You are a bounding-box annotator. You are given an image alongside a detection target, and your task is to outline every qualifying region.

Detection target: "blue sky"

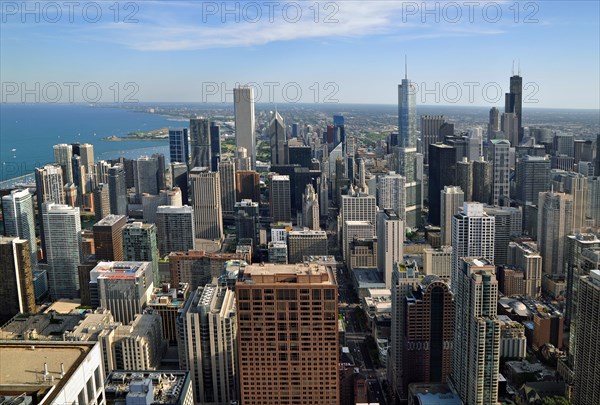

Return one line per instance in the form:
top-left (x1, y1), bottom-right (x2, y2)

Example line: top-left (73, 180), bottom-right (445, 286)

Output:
top-left (1, 0), bottom-right (599, 108)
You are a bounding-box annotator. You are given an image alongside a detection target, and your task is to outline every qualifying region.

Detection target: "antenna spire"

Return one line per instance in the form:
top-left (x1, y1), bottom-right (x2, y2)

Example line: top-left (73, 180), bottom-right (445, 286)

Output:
top-left (512, 60), bottom-right (515, 75)
top-left (405, 55), bottom-right (407, 80)
top-left (518, 59), bottom-right (521, 76)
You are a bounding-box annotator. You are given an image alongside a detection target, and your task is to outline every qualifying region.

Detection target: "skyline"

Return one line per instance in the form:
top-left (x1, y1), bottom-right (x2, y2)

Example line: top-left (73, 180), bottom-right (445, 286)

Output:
top-left (1, 1), bottom-right (599, 108)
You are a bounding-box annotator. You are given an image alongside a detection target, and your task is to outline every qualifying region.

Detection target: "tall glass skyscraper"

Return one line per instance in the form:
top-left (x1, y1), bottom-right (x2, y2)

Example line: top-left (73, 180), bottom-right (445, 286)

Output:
top-left (169, 128), bottom-right (189, 165)
top-left (397, 76), bottom-right (421, 228)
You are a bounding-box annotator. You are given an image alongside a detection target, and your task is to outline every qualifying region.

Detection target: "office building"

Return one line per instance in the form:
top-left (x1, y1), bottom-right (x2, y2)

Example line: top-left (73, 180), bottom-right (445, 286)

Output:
top-left (123, 222), bottom-right (160, 287)
top-left (0, 341), bottom-right (105, 405)
top-left (420, 115), bottom-right (446, 163)
top-left (455, 158), bottom-right (473, 201)
top-left (147, 283), bottom-right (189, 346)
top-left (484, 206), bottom-right (522, 266)
top-left (133, 156), bottom-right (162, 197)
top-left (388, 263), bottom-right (420, 400)
top-left (108, 164), bottom-right (128, 216)
top-left (168, 250), bottom-right (245, 289)
top-left (288, 229), bottom-right (328, 263)
top-left (340, 192), bottom-right (377, 252)
top-left (507, 241), bottom-right (543, 298)
top-left (169, 128), bottom-right (189, 165)
top-left (210, 121), bottom-right (221, 172)
top-left (236, 263), bottom-right (339, 405)
top-left (270, 174), bottom-right (291, 222)
top-left (440, 186), bottom-right (464, 246)
top-left (490, 139), bottom-right (511, 206)
top-left (501, 112), bottom-right (519, 146)
top-left (42, 203), bottom-right (82, 299)
top-left (90, 261), bottom-right (153, 324)
top-left (587, 176), bottom-right (600, 227)
top-left (236, 170), bottom-right (261, 203)
top-left (467, 127), bottom-right (483, 161)
top-left (450, 257), bottom-right (501, 405)
top-left (428, 143), bottom-right (457, 226)
top-left (234, 86), bottom-right (256, 169)
top-left (93, 214), bottom-right (127, 261)
top-left (0, 237), bottom-right (36, 323)
top-left (218, 159), bottom-right (237, 217)
top-left (171, 161), bottom-right (189, 204)
top-left (93, 183), bottom-right (110, 220)
top-left (178, 284), bottom-right (237, 404)
top-left (104, 370), bottom-right (194, 405)
top-left (302, 183), bottom-right (320, 230)
top-left (423, 246), bottom-right (453, 279)
top-left (553, 133), bottom-right (574, 157)
top-left (505, 73), bottom-right (523, 142)
top-left (537, 191), bottom-right (573, 277)
top-left (190, 167), bottom-right (223, 241)
top-left (403, 277), bottom-right (454, 394)
top-left (235, 199), bottom-right (260, 245)
top-left (472, 158), bottom-right (492, 204)
top-left (190, 118), bottom-right (211, 169)
top-left (270, 110), bottom-right (287, 165)
top-left (488, 107), bottom-right (501, 140)
top-left (142, 188), bottom-right (183, 224)
top-left (156, 206), bottom-right (196, 256)
top-left (377, 210), bottom-right (404, 289)
top-left (377, 171), bottom-right (406, 222)
top-left (268, 241), bottom-right (288, 264)
top-left (516, 155), bottom-right (550, 205)
top-left (572, 270), bottom-right (600, 405)
top-left (2, 188), bottom-right (37, 263)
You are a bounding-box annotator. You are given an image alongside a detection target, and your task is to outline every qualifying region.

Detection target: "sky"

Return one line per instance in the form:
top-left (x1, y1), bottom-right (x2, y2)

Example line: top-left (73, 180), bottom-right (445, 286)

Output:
top-left (1, 0), bottom-right (599, 108)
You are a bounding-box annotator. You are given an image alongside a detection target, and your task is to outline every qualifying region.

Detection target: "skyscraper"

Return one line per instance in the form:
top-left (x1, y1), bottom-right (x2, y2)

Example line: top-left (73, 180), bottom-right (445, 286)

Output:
top-left (269, 174), bottom-right (291, 222)
top-left (35, 164), bottom-right (65, 256)
top-left (209, 121), bottom-right (221, 172)
top-left (122, 222), bottom-right (160, 287)
top-left (455, 158), bottom-right (473, 201)
top-left (133, 156), bottom-right (161, 196)
top-left (419, 115), bottom-right (446, 164)
top-left (234, 86), bottom-right (256, 169)
top-left (53, 143), bottom-right (74, 184)
top-left (397, 74), bottom-right (421, 228)
top-left (440, 186), bottom-right (464, 246)
top-left (190, 118), bottom-right (211, 169)
top-left (190, 167), bottom-right (223, 241)
top-left (388, 263), bottom-right (420, 400)
top-left (403, 276), bottom-right (454, 394)
top-left (490, 139), bottom-right (511, 206)
top-left (377, 209), bottom-right (404, 289)
top-left (179, 284), bottom-right (238, 404)
top-left (572, 270), bottom-right (600, 405)
top-left (93, 214), bottom-right (127, 261)
top-left (170, 161), bottom-right (189, 204)
top-left (488, 107), bottom-right (500, 140)
top-left (340, 192), bottom-right (377, 255)
top-left (235, 199), bottom-right (260, 246)
top-left (108, 164), bottom-right (127, 215)
top-left (169, 128), bottom-right (189, 165)
top-left (485, 206), bottom-right (523, 266)
top-left (0, 237), bottom-right (36, 323)
top-left (156, 205), bottom-right (196, 256)
top-left (218, 159), bottom-right (237, 217)
top-left (236, 263), bottom-right (339, 405)
top-left (42, 203), bottom-right (83, 299)
top-left (72, 142), bottom-right (95, 170)
top-left (93, 183), bottom-right (110, 220)
top-left (505, 72), bottom-right (523, 143)
top-left (377, 171), bottom-right (406, 222)
top-left (428, 143), bottom-right (456, 225)
top-left (450, 257), bottom-right (501, 405)
top-left (2, 189), bottom-right (37, 264)
top-left (516, 155), bottom-right (550, 205)
top-left (537, 191), bottom-right (573, 277)
top-left (501, 112), bottom-right (519, 146)
top-left (451, 203), bottom-right (495, 289)
top-left (270, 110), bottom-right (287, 165)
top-left (302, 183), bottom-right (320, 230)
top-left (472, 158), bottom-right (492, 205)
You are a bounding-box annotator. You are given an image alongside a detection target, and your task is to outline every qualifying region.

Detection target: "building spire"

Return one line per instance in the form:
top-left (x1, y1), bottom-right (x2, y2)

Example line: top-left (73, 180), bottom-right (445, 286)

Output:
top-left (518, 59), bottom-right (521, 76)
top-left (512, 60), bottom-right (515, 76)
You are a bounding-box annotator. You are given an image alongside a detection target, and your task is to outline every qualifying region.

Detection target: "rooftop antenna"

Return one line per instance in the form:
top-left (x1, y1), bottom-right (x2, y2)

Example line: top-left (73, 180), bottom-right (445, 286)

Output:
top-left (512, 60), bottom-right (515, 76)
top-left (518, 59), bottom-right (521, 76)
top-left (405, 55), bottom-right (408, 80)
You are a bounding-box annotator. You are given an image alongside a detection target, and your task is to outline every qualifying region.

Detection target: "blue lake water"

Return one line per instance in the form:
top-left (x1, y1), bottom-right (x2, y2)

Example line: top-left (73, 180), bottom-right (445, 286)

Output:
top-left (0, 104), bottom-right (189, 182)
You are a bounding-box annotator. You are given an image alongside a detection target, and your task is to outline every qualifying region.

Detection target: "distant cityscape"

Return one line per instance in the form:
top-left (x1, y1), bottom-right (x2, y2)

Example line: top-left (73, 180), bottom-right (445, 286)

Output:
top-left (1, 69), bottom-right (600, 405)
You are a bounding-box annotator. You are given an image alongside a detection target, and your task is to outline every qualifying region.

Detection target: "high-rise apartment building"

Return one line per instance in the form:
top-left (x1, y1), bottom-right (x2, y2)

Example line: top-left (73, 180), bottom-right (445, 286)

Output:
top-left (450, 257), bottom-right (501, 405)
top-left (378, 171), bottom-right (406, 222)
top-left (179, 284), bottom-right (237, 404)
top-left (377, 210), bottom-right (404, 289)
top-left (190, 118), bottom-right (211, 169)
top-left (133, 156), bottom-right (161, 197)
top-left (155, 206), bottom-right (196, 256)
top-left (440, 186), bottom-right (464, 246)
top-left (108, 164), bottom-right (128, 215)
top-left (490, 139), bottom-right (511, 206)
top-left (0, 237), bottom-right (36, 323)
top-left (484, 206), bottom-right (522, 266)
top-left (2, 188), bottom-right (37, 264)
top-left (53, 143), bottom-right (74, 184)
top-left (488, 107), bottom-right (500, 140)
top-left (507, 241), bottom-right (543, 298)
top-left (35, 164), bottom-right (65, 256)
top-left (455, 158), bottom-right (473, 202)
top-left (236, 263), bottom-right (339, 405)
top-left (123, 222), bottom-right (160, 287)
top-left (472, 158), bottom-right (492, 205)
top-left (93, 214), bottom-right (127, 261)
top-left (516, 155), bottom-right (550, 205)
top-left (93, 183), bottom-right (110, 220)
top-left (270, 174), bottom-right (291, 222)
top-left (190, 167), bottom-right (223, 241)
top-left (234, 86), bottom-right (256, 169)
top-left (42, 202), bottom-right (83, 299)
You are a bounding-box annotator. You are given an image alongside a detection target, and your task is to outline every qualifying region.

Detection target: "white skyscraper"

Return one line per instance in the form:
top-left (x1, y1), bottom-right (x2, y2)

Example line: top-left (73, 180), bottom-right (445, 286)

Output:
top-left (190, 167), bottom-right (223, 241)
top-left (42, 202), bottom-right (82, 299)
top-left (377, 210), bottom-right (404, 289)
top-left (302, 183), bottom-right (320, 230)
top-left (467, 127), bottom-right (483, 161)
top-left (2, 189), bottom-right (37, 264)
top-left (340, 192), bottom-right (378, 254)
top-left (450, 257), bottom-right (501, 405)
top-left (537, 191), bottom-right (573, 277)
top-left (440, 186), bottom-right (464, 247)
top-left (178, 284), bottom-right (237, 404)
top-left (490, 139), bottom-right (511, 206)
top-left (53, 143), bottom-right (73, 184)
top-left (451, 202), bottom-right (495, 290)
top-left (234, 86), bottom-right (256, 169)
top-left (377, 171), bottom-right (406, 222)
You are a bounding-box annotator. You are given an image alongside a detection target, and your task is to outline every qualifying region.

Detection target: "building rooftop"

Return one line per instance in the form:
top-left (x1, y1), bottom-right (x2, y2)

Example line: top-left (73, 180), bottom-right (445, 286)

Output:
top-left (90, 261), bottom-right (150, 282)
top-left (0, 312), bottom-right (85, 341)
top-left (242, 263), bottom-right (336, 285)
top-left (0, 341), bottom-right (96, 404)
top-left (147, 283), bottom-right (189, 308)
top-left (104, 370), bottom-right (191, 405)
top-left (94, 214), bottom-right (126, 227)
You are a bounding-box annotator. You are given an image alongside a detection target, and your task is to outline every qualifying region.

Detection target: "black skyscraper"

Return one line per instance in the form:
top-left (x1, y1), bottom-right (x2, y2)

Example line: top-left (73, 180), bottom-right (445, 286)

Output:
top-left (428, 143), bottom-right (456, 226)
top-left (190, 118), bottom-right (211, 168)
top-left (505, 73), bottom-right (523, 143)
top-left (209, 122), bottom-right (221, 172)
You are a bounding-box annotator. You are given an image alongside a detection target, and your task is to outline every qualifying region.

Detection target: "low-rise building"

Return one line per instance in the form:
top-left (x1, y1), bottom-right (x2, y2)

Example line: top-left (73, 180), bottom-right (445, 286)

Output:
top-left (104, 370), bottom-right (194, 405)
